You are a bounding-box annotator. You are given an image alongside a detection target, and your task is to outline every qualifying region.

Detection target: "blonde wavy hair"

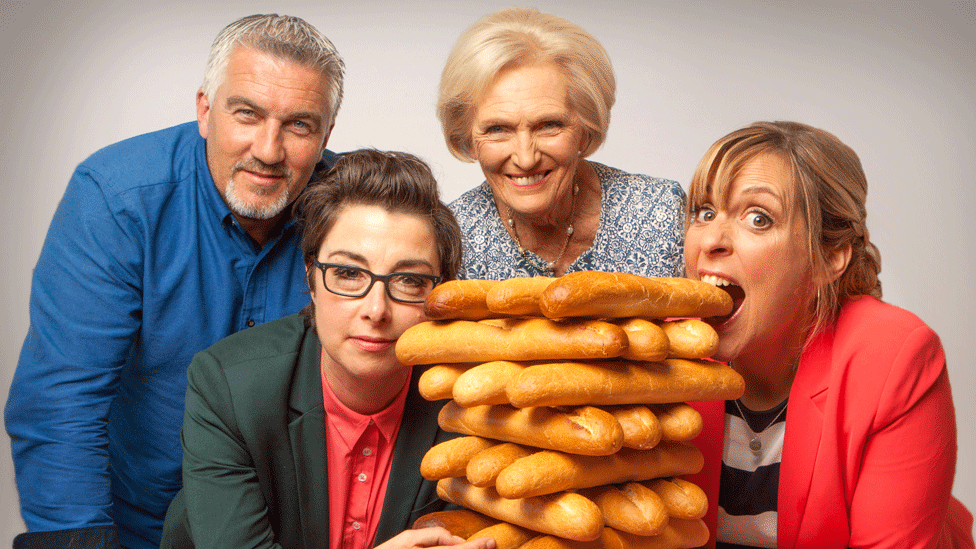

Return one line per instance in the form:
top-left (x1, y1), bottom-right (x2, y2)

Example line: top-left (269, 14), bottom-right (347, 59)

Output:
top-left (437, 7), bottom-right (615, 161)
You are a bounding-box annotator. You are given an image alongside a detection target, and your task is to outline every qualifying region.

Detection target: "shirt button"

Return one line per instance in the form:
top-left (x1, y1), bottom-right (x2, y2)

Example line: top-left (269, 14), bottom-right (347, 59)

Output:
top-left (352, 521), bottom-right (361, 530)
top-left (362, 448), bottom-right (372, 456)
top-left (246, 319), bottom-right (255, 327)
top-left (358, 473), bottom-right (367, 482)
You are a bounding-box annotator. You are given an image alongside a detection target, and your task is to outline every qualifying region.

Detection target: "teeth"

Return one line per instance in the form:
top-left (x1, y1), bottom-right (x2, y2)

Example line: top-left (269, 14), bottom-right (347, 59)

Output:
top-left (700, 274), bottom-right (733, 287)
top-left (512, 173), bottom-right (545, 186)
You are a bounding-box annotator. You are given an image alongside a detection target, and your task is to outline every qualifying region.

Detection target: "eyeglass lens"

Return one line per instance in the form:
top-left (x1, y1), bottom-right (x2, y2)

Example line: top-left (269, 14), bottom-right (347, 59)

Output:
top-left (324, 265), bottom-right (435, 302)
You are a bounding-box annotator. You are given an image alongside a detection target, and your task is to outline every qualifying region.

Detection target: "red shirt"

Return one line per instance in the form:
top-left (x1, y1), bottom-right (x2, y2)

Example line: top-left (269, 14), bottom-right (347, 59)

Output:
top-left (322, 356), bottom-right (411, 549)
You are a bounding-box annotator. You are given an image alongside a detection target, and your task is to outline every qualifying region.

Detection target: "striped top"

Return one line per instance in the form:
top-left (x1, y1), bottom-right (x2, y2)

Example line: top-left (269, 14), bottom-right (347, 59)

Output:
top-left (716, 398), bottom-right (788, 549)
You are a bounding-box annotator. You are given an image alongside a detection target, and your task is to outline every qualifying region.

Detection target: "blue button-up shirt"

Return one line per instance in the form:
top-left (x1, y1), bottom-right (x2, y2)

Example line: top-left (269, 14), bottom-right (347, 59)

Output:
top-left (5, 122), bottom-right (334, 549)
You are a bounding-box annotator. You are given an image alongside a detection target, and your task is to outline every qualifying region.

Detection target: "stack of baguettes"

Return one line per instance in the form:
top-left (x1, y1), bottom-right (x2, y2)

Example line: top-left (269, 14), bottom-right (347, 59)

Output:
top-left (394, 271), bottom-right (745, 549)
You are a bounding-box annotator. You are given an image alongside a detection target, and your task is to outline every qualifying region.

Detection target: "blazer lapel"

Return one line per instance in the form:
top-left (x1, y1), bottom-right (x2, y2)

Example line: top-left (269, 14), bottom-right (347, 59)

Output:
top-left (288, 330), bottom-right (330, 549)
top-left (687, 398), bottom-right (726, 549)
top-left (778, 329), bottom-right (831, 549)
top-left (374, 378), bottom-right (443, 543)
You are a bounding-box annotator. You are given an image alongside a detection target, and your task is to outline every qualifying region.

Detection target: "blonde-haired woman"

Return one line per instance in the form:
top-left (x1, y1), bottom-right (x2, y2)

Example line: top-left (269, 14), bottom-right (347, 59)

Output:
top-left (684, 121), bottom-right (973, 549)
top-left (439, 7), bottom-right (685, 279)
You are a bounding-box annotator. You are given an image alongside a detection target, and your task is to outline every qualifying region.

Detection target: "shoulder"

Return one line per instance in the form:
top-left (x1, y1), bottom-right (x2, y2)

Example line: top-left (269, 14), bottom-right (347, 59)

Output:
top-left (449, 182), bottom-right (495, 223)
top-left (806, 296), bottom-right (946, 409)
top-left (592, 161), bottom-right (686, 202)
top-left (193, 314), bottom-right (312, 374)
top-left (832, 296), bottom-right (938, 356)
top-left (79, 121), bottom-right (203, 195)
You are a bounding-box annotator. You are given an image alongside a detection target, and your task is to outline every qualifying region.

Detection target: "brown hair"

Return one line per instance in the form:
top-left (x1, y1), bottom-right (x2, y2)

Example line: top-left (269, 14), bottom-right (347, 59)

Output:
top-left (294, 149), bottom-right (462, 322)
top-left (687, 121), bottom-right (882, 339)
top-left (437, 7), bottom-right (615, 161)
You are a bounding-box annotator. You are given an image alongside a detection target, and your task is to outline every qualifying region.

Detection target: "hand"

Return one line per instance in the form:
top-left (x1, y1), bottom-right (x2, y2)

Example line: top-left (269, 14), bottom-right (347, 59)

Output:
top-left (375, 527), bottom-right (497, 549)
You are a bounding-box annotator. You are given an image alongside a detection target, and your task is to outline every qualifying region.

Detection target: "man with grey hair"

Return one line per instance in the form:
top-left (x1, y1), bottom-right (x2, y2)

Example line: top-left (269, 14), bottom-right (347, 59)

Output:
top-left (5, 14), bottom-right (343, 549)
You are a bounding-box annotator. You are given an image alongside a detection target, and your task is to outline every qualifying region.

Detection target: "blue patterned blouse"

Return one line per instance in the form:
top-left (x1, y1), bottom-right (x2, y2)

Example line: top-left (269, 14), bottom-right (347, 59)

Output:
top-left (448, 162), bottom-right (686, 280)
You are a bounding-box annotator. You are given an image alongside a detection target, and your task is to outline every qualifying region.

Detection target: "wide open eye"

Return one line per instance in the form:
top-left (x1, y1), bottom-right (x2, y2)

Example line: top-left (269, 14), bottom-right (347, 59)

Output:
top-left (691, 207), bottom-right (716, 224)
top-left (746, 211), bottom-right (773, 229)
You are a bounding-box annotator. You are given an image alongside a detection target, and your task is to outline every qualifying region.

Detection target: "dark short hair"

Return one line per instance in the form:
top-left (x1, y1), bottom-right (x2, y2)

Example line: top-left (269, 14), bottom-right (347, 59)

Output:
top-left (294, 149), bottom-right (462, 321)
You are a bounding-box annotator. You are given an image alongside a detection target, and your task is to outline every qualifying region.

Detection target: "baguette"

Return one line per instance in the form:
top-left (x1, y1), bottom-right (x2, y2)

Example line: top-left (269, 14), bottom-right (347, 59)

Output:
top-left (436, 477), bottom-right (604, 542)
top-left (493, 441), bottom-right (704, 499)
top-left (607, 405), bottom-right (662, 450)
top-left (466, 442), bottom-right (537, 487)
top-left (646, 478), bottom-right (707, 520)
top-left (506, 359), bottom-right (744, 408)
top-left (580, 483), bottom-right (668, 537)
top-left (515, 535), bottom-right (600, 549)
top-left (485, 276), bottom-right (556, 317)
top-left (468, 522), bottom-right (537, 549)
top-left (518, 521), bottom-right (708, 549)
top-left (601, 519), bottom-right (710, 549)
top-left (539, 272), bottom-right (732, 320)
top-left (420, 436), bottom-right (496, 480)
top-left (396, 318), bottom-right (628, 366)
top-left (658, 319), bottom-right (719, 359)
top-left (418, 364), bottom-right (474, 401)
top-left (453, 361), bottom-right (525, 407)
top-left (425, 279), bottom-right (499, 320)
top-left (413, 509), bottom-right (499, 539)
top-left (614, 318), bottom-right (669, 362)
top-left (650, 403), bottom-right (703, 442)
top-left (438, 402), bottom-right (624, 456)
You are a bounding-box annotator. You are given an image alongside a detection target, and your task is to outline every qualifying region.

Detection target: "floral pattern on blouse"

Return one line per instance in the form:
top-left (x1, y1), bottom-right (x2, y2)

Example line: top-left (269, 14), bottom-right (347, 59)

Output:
top-left (448, 162), bottom-right (686, 280)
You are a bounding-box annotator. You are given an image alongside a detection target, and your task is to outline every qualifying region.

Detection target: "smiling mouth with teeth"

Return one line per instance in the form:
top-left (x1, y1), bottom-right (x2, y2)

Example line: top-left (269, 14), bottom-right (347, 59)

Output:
top-left (510, 172), bottom-right (549, 186)
top-left (700, 275), bottom-right (745, 324)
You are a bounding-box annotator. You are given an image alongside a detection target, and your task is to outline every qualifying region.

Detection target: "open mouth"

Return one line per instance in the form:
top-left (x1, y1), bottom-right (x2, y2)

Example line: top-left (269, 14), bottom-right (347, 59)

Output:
top-left (700, 274), bottom-right (744, 325)
top-left (510, 171), bottom-right (550, 187)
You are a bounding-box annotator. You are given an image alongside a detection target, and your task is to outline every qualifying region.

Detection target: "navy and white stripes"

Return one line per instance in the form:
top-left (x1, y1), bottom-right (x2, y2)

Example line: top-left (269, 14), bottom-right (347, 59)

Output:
top-left (716, 398), bottom-right (788, 549)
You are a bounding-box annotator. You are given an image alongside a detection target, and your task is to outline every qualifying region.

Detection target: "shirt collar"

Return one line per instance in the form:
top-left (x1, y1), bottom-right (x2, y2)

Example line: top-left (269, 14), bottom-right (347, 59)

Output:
top-left (321, 355), bottom-right (412, 449)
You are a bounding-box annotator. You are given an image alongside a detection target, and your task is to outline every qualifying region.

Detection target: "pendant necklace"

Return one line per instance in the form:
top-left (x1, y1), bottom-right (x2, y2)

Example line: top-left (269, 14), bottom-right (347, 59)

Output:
top-left (507, 184), bottom-right (578, 274)
top-left (733, 398), bottom-right (788, 453)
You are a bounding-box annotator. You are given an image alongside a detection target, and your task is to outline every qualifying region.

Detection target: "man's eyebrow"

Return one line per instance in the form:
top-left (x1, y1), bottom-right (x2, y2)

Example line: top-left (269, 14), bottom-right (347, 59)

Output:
top-left (289, 111), bottom-right (324, 125)
top-left (225, 96), bottom-right (262, 111)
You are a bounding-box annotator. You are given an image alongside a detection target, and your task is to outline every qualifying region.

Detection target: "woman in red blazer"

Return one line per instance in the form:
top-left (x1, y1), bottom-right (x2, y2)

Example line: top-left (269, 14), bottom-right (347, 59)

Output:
top-left (683, 121), bottom-right (973, 549)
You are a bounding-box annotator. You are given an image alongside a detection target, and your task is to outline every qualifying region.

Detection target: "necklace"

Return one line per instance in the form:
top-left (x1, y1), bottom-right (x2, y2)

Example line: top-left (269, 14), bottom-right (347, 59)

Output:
top-left (507, 184), bottom-right (578, 274)
top-left (732, 398), bottom-right (788, 453)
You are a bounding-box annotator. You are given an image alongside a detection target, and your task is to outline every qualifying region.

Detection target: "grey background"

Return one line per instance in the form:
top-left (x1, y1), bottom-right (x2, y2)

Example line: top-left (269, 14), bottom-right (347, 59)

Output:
top-left (1, 0), bottom-right (973, 544)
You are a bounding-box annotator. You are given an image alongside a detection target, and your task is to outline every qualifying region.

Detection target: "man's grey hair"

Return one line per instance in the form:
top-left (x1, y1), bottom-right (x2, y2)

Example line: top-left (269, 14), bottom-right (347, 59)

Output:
top-left (201, 14), bottom-right (345, 127)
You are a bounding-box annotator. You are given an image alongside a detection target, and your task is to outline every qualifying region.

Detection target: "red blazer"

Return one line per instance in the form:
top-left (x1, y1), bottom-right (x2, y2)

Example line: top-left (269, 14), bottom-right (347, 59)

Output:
top-left (687, 296), bottom-right (973, 549)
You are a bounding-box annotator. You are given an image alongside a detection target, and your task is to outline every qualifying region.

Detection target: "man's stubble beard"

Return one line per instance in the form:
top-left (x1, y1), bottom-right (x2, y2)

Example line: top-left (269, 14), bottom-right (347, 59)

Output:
top-left (223, 177), bottom-right (292, 220)
top-left (222, 159), bottom-right (295, 220)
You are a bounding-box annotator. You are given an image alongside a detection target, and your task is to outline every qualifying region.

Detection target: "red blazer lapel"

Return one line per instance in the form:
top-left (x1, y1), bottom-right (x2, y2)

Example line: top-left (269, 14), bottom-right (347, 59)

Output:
top-left (687, 399), bottom-right (726, 549)
top-left (778, 330), bottom-right (831, 549)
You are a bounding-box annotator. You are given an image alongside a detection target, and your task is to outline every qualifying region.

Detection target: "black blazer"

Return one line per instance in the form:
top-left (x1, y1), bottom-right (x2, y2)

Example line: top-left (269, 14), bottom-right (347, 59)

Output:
top-left (161, 314), bottom-right (452, 549)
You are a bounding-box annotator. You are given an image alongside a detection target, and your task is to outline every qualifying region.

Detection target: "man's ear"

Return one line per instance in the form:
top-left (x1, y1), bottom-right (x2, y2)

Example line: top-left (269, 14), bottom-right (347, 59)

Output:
top-left (196, 89), bottom-right (211, 140)
top-left (825, 242), bottom-right (852, 284)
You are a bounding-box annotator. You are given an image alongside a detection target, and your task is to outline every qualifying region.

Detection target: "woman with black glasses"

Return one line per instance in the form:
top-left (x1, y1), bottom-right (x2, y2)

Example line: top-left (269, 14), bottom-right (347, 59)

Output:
top-left (161, 149), bottom-right (494, 549)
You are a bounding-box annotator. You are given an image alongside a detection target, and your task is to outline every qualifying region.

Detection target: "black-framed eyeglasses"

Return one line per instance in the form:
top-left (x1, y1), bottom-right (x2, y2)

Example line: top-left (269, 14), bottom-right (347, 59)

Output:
top-left (310, 259), bottom-right (441, 304)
